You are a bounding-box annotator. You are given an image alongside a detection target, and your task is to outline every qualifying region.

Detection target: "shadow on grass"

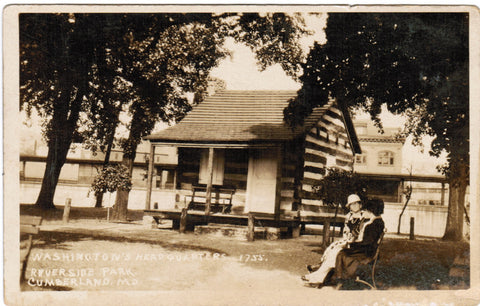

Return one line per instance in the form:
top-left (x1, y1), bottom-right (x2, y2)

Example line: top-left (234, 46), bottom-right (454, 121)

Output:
top-left (303, 244), bottom-right (326, 257)
top-left (33, 231), bottom-right (95, 251)
top-left (20, 205), bottom-right (470, 290)
top-left (20, 204), bottom-right (144, 222)
top-left (359, 239), bottom-right (469, 290)
top-left (301, 238), bottom-right (469, 290)
top-left (34, 230), bottom-right (228, 255)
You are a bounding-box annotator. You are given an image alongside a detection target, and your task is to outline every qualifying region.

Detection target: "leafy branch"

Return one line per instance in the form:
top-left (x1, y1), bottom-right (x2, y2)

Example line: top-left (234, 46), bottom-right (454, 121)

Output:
top-left (313, 168), bottom-right (368, 210)
top-left (90, 164), bottom-right (132, 197)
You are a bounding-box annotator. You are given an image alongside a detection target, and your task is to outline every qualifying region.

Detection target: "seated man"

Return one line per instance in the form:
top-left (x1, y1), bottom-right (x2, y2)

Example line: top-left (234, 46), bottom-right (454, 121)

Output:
top-left (302, 196), bottom-right (385, 288)
top-left (332, 198), bottom-right (385, 285)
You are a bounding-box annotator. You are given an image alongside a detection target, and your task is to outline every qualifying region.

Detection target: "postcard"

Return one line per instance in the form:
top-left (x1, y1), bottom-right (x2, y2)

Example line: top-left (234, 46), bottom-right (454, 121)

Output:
top-left (4, 4), bottom-right (479, 305)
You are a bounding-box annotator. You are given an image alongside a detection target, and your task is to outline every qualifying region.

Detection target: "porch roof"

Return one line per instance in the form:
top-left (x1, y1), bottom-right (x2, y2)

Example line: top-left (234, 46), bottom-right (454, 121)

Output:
top-left (145, 90), bottom-right (360, 152)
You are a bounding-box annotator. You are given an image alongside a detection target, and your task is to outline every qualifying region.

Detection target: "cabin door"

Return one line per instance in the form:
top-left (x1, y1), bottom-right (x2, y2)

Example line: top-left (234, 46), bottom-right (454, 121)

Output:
top-left (245, 147), bottom-right (280, 214)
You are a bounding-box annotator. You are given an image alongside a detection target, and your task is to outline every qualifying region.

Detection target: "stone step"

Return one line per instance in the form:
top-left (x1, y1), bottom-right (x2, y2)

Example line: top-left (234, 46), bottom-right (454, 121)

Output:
top-left (194, 223), bottom-right (287, 241)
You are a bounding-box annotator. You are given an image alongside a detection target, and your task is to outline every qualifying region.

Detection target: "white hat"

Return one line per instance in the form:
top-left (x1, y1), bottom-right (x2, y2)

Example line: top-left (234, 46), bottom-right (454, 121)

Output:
top-left (346, 194), bottom-right (361, 207)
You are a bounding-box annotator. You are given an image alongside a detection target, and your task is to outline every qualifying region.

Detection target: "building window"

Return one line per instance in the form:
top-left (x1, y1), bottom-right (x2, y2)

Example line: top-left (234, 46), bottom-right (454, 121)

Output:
top-left (378, 151), bottom-right (394, 165)
top-left (355, 154), bottom-right (367, 164)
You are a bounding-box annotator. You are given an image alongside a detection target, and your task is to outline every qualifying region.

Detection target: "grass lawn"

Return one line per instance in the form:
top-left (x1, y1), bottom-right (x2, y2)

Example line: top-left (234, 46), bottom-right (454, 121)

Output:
top-left (20, 204), bottom-right (144, 222)
top-left (20, 205), bottom-right (470, 291)
top-left (374, 239), bottom-right (469, 290)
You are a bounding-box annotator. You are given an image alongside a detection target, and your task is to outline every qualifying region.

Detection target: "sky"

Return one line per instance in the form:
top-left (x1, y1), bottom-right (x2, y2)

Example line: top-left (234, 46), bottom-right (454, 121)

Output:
top-left (210, 13), bottom-right (326, 91)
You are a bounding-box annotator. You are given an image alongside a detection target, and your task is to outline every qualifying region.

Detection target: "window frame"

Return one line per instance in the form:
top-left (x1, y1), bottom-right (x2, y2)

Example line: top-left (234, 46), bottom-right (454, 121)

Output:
top-left (355, 154), bottom-right (367, 164)
top-left (377, 150), bottom-right (395, 166)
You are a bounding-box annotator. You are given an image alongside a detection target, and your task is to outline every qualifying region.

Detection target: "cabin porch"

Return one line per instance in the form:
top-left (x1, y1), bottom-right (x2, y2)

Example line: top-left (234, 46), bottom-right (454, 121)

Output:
top-left (143, 208), bottom-right (345, 243)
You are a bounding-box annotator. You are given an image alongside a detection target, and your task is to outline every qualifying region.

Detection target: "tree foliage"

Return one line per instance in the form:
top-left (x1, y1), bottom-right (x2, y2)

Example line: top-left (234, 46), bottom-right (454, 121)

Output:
top-left (285, 13), bottom-right (469, 240)
top-left (20, 12), bottom-right (309, 213)
top-left (90, 165), bottom-right (132, 196)
top-left (109, 13), bottom-right (309, 221)
top-left (286, 13), bottom-right (468, 170)
top-left (313, 168), bottom-right (367, 209)
top-left (20, 14), bottom-right (101, 209)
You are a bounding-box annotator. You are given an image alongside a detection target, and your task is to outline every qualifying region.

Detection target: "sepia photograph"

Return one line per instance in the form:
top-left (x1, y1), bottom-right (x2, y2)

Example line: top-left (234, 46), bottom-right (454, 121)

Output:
top-left (4, 4), bottom-right (479, 305)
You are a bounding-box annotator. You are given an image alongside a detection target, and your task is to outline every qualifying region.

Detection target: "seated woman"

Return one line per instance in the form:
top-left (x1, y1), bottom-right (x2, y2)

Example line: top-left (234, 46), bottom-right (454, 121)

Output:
top-left (302, 195), bottom-right (384, 288)
top-left (332, 198), bottom-right (385, 285)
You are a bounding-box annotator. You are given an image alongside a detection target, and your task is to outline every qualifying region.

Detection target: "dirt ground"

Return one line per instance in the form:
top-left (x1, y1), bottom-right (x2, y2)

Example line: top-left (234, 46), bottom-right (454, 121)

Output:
top-left (16, 205), bottom-right (475, 305)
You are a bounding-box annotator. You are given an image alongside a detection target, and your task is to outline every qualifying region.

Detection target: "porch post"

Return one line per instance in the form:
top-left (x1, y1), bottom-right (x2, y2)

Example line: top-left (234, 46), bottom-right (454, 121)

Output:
top-left (145, 144), bottom-right (155, 210)
top-left (205, 147), bottom-right (215, 216)
top-left (274, 146), bottom-right (283, 222)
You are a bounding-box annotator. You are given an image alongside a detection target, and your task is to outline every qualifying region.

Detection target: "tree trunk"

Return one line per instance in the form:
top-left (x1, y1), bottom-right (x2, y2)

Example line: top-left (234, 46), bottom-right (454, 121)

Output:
top-left (110, 107), bottom-right (147, 221)
top-left (34, 138), bottom-right (70, 209)
top-left (112, 188), bottom-right (130, 221)
top-left (111, 156), bottom-right (134, 222)
top-left (94, 191), bottom-right (104, 208)
top-left (442, 161), bottom-right (468, 241)
top-left (34, 93), bottom-right (79, 210)
top-left (95, 133), bottom-right (115, 208)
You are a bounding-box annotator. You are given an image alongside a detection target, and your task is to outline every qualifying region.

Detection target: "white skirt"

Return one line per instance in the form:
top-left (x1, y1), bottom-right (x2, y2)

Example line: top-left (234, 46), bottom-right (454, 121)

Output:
top-left (304, 239), bottom-right (348, 283)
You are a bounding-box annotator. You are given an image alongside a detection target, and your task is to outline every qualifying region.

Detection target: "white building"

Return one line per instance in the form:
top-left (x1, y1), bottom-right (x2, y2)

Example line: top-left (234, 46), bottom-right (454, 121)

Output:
top-left (20, 126), bottom-right (178, 209)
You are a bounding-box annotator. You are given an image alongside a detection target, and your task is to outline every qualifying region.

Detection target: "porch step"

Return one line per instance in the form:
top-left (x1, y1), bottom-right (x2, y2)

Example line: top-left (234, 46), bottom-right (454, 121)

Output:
top-left (194, 223), bottom-right (286, 241)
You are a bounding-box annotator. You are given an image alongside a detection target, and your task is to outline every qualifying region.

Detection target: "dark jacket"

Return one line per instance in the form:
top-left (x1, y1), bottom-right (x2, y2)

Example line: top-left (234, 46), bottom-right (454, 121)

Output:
top-left (344, 217), bottom-right (385, 258)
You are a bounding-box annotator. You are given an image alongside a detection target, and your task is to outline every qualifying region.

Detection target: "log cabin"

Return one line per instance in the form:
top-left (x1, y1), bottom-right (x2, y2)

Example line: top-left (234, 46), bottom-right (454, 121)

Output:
top-left (143, 90), bottom-right (361, 236)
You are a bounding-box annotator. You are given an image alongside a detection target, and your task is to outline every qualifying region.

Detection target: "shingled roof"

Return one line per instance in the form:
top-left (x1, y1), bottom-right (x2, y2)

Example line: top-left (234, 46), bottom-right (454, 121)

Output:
top-left (145, 90), bottom-right (356, 148)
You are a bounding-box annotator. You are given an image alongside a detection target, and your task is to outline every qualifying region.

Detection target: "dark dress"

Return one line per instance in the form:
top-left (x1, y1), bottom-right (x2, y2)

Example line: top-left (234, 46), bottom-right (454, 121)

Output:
top-left (333, 217), bottom-right (385, 281)
top-left (303, 210), bottom-right (377, 284)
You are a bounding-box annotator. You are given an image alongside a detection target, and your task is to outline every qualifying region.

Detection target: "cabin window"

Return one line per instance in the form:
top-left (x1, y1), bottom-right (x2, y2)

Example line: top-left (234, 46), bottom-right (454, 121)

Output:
top-left (199, 149), bottom-right (225, 185)
top-left (378, 151), bottom-right (394, 166)
top-left (355, 154), bottom-right (367, 164)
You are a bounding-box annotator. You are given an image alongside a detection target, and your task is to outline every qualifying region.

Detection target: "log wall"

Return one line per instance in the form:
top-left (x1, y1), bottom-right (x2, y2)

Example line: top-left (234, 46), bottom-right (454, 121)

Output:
top-left (300, 103), bottom-right (355, 212)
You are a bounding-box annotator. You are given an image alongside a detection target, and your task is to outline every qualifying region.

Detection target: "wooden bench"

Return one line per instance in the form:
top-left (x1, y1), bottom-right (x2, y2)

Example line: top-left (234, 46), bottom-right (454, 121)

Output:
top-left (20, 216), bottom-right (42, 282)
top-left (187, 185), bottom-right (235, 214)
